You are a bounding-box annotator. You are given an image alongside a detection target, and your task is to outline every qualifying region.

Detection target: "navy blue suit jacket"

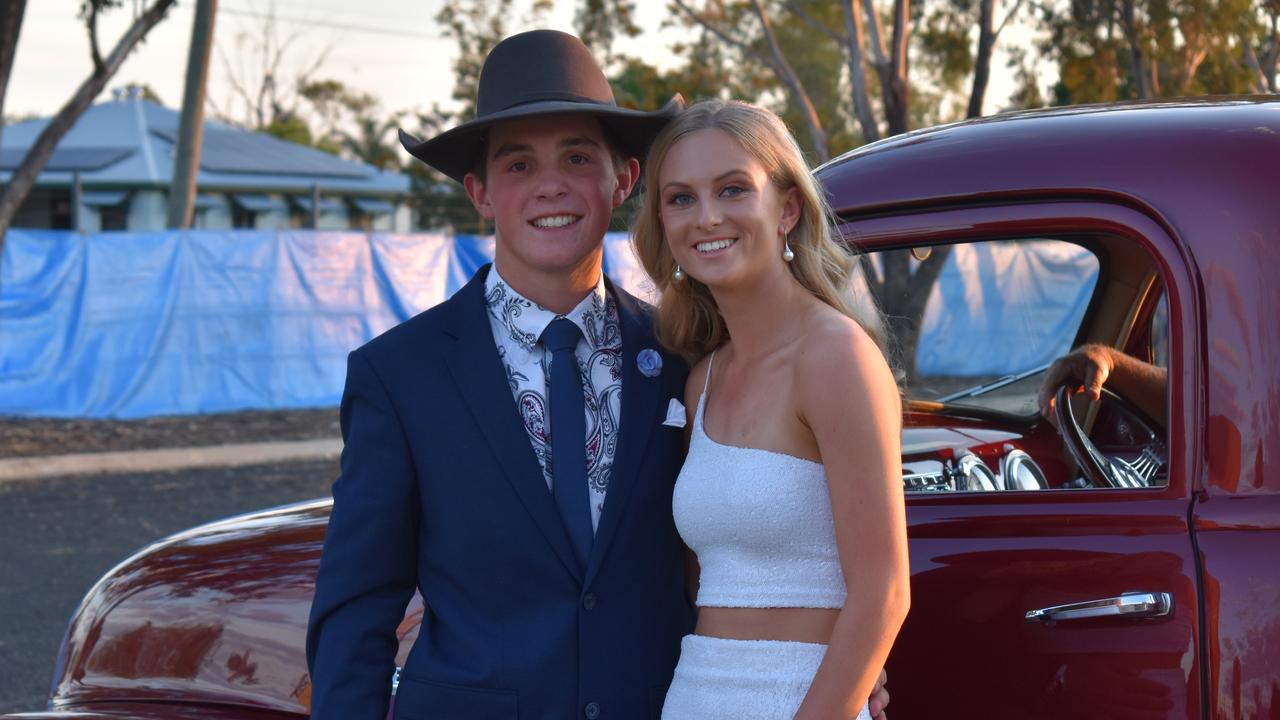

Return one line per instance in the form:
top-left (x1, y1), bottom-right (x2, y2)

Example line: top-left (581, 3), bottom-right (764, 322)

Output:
top-left (306, 266), bottom-right (694, 719)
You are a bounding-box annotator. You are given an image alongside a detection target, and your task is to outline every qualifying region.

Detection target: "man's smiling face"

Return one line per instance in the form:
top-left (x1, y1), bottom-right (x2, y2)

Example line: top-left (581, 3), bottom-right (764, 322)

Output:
top-left (464, 114), bottom-right (638, 299)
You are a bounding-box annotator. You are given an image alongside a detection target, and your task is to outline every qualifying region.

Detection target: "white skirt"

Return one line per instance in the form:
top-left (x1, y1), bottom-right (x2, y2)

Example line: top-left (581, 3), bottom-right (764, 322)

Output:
top-left (661, 634), bottom-right (873, 720)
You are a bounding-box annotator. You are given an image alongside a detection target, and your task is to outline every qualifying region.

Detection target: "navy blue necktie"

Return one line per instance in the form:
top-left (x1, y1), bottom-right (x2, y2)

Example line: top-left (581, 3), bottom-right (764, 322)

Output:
top-left (541, 318), bottom-right (593, 570)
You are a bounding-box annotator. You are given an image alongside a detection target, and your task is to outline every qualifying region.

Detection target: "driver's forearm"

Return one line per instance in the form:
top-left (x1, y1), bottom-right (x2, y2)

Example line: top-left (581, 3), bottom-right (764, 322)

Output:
top-left (1109, 352), bottom-right (1169, 427)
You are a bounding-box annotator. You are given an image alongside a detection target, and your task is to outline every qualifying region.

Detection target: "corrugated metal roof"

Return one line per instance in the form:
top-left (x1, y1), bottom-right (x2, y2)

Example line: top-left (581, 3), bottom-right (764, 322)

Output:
top-left (0, 98), bottom-right (409, 195)
top-left (292, 196), bottom-right (346, 213)
top-left (192, 193), bottom-right (221, 209)
top-left (230, 194), bottom-right (288, 212)
top-left (351, 197), bottom-right (396, 215)
top-left (0, 147), bottom-right (134, 171)
top-left (79, 190), bottom-right (129, 206)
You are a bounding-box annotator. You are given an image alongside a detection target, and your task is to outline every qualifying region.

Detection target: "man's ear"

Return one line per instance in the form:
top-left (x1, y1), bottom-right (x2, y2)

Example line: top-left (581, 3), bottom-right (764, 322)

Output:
top-left (463, 172), bottom-right (496, 220)
top-left (612, 156), bottom-right (642, 207)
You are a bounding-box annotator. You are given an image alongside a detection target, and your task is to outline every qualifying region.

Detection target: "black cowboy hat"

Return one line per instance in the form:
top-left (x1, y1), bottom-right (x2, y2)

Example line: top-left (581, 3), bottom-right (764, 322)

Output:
top-left (398, 29), bottom-right (683, 183)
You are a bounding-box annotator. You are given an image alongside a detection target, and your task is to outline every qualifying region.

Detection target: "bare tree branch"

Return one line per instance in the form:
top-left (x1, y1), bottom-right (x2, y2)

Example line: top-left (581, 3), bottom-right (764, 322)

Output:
top-left (967, 0), bottom-right (997, 118)
top-left (670, 0), bottom-right (766, 63)
top-left (860, 0), bottom-right (910, 135)
top-left (862, 0), bottom-right (889, 68)
top-left (214, 38), bottom-right (258, 124)
top-left (841, 0), bottom-right (881, 142)
top-left (858, 252), bottom-right (883, 297)
top-left (890, 0), bottom-right (909, 85)
top-left (783, 0), bottom-right (847, 44)
top-left (749, 0), bottom-right (829, 161)
top-left (995, 0), bottom-right (1027, 37)
top-left (1267, 7), bottom-right (1278, 91)
top-left (887, 0), bottom-right (911, 134)
top-left (1120, 0), bottom-right (1152, 99)
top-left (87, 3), bottom-right (105, 73)
top-left (1182, 42), bottom-right (1208, 93)
top-left (0, 0), bottom-right (28, 151)
top-left (0, 0), bottom-right (177, 251)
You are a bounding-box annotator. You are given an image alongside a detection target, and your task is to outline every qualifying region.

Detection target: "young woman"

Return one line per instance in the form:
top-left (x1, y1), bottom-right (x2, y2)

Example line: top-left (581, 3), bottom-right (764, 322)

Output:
top-left (633, 99), bottom-right (910, 720)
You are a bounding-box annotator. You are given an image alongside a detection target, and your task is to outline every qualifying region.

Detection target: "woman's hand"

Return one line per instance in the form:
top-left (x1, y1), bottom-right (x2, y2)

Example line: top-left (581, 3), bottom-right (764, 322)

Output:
top-left (869, 667), bottom-right (890, 719)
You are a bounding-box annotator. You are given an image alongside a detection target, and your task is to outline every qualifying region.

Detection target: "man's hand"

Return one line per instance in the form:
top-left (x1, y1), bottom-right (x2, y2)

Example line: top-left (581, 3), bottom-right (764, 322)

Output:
top-left (1037, 344), bottom-right (1117, 421)
top-left (869, 667), bottom-right (890, 719)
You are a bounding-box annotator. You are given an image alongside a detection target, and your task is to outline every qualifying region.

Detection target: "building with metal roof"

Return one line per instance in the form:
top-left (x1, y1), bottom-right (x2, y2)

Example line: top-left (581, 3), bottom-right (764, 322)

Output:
top-left (0, 86), bottom-right (412, 232)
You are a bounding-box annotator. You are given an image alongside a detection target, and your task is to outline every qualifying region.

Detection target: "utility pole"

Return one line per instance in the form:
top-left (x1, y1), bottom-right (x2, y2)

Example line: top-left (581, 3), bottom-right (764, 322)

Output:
top-left (166, 0), bottom-right (216, 229)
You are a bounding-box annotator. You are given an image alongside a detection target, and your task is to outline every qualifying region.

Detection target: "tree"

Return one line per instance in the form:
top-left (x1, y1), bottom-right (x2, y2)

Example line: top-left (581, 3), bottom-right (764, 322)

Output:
top-left (401, 0), bottom-right (558, 233)
top-left (0, 0), bottom-right (177, 253)
top-left (576, 0), bottom-right (641, 60)
top-left (1242, 0), bottom-right (1278, 92)
top-left (667, 0), bottom-right (1027, 152)
top-left (434, 0), bottom-right (552, 123)
top-left (1038, 0), bottom-right (1259, 104)
top-left (662, 0), bottom-right (1047, 382)
top-left (337, 115), bottom-right (401, 171)
top-left (0, 0), bottom-right (28, 151)
top-left (211, 0), bottom-right (333, 138)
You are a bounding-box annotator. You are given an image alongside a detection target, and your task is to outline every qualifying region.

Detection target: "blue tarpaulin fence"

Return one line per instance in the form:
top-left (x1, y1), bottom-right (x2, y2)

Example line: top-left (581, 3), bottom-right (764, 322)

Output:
top-left (0, 229), bottom-right (1095, 419)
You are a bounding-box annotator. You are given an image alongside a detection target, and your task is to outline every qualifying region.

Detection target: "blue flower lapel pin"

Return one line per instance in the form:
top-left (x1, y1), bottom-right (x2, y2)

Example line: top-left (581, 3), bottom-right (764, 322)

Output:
top-left (636, 348), bottom-right (663, 378)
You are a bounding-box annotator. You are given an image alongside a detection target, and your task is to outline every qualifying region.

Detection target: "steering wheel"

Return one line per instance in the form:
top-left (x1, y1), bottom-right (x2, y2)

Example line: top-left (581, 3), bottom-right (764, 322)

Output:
top-left (1053, 384), bottom-right (1166, 488)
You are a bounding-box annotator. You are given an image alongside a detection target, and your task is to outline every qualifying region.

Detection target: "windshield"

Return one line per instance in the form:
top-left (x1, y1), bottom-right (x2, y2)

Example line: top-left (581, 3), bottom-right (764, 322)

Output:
top-left (855, 239), bottom-right (1100, 416)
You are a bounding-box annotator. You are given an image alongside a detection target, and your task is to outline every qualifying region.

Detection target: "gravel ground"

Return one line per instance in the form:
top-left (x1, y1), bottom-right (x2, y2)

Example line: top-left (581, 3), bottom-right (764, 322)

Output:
top-left (0, 408), bottom-right (341, 458)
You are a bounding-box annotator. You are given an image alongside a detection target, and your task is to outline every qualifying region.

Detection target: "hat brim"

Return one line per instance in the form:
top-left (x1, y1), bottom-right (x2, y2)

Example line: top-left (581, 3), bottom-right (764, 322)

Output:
top-left (399, 95), bottom-right (684, 184)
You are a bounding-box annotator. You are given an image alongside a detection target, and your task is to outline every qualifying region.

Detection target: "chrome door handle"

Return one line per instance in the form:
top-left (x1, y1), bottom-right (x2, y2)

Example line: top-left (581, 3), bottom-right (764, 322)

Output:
top-left (1025, 591), bottom-right (1172, 624)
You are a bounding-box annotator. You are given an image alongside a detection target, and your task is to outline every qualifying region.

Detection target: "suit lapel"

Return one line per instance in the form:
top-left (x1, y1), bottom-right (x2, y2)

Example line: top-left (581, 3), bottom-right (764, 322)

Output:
top-left (585, 282), bottom-right (664, 586)
top-left (442, 267), bottom-right (584, 584)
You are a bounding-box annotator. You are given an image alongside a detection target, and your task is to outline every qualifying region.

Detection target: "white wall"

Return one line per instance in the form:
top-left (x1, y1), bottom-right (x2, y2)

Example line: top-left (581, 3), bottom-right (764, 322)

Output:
top-left (317, 208), bottom-right (349, 230)
top-left (254, 196), bottom-right (291, 230)
top-left (126, 190), bottom-right (166, 231)
top-left (192, 196), bottom-right (233, 230)
top-left (78, 203), bottom-right (101, 233)
top-left (393, 203), bottom-right (412, 233)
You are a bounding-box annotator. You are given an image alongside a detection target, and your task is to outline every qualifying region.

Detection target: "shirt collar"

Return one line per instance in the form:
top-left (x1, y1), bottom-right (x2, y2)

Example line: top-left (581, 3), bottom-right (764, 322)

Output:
top-left (484, 264), bottom-right (610, 352)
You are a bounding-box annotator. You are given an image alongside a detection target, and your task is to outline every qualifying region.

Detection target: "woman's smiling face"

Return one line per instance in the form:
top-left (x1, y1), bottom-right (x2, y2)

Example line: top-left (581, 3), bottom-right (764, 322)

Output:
top-left (657, 128), bottom-right (799, 291)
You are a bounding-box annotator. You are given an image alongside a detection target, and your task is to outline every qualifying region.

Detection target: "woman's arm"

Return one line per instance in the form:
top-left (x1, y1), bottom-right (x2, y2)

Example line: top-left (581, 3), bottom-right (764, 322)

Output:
top-left (681, 354), bottom-right (711, 605)
top-left (793, 320), bottom-right (910, 720)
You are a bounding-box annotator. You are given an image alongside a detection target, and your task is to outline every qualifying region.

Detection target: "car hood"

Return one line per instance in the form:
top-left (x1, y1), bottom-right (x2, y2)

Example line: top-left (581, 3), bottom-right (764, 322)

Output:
top-left (45, 498), bottom-right (332, 716)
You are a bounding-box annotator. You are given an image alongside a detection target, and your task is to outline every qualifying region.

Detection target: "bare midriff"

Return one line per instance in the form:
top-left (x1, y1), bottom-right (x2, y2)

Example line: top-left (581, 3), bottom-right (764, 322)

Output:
top-left (695, 606), bottom-right (842, 644)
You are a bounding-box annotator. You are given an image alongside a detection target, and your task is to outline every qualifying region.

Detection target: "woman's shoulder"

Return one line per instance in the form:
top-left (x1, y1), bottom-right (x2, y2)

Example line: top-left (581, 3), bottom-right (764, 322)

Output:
top-left (797, 306), bottom-right (886, 369)
top-left (794, 307), bottom-right (897, 407)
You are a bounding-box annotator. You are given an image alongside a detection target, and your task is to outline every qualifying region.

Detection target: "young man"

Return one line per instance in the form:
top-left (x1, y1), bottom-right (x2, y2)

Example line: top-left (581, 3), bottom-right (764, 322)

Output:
top-left (306, 30), bottom-right (889, 720)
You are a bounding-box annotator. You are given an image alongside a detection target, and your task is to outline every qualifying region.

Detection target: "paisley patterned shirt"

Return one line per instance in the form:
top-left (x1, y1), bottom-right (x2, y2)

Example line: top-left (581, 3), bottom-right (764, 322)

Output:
top-left (484, 266), bottom-right (623, 532)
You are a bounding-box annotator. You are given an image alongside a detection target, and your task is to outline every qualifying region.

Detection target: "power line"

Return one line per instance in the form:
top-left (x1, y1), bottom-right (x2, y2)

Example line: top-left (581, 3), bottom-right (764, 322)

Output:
top-left (219, 7), bottom-right (445, 41)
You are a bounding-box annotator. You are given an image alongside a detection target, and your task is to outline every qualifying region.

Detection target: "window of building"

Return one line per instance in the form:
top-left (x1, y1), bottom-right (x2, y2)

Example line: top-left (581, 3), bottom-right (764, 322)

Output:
top-left (232, 205), bottom-right (256, 228)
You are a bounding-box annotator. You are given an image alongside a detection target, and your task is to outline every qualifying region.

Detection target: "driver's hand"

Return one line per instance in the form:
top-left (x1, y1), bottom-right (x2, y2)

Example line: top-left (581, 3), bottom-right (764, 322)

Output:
top-left (1037, 344), bottom-right (1117, 421)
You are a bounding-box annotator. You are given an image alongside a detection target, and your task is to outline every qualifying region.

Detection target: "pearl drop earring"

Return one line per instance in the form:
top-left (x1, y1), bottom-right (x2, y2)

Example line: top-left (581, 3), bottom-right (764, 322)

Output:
top-left (673, 264), bottom-right (684, 281)
top-left (781, 231), bottom-right (795, 262)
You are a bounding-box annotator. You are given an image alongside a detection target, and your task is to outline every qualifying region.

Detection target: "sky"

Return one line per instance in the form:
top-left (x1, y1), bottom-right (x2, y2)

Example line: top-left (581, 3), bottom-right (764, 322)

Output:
top-left (6, 0), bottom-right (686, 123)
top-left (7, 1), bottom-right (1032, 131)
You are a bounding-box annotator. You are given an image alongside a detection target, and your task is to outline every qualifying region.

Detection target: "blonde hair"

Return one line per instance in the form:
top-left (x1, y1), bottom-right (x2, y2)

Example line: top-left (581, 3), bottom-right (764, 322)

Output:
top-left (632, 99), bottom-right (885, 360)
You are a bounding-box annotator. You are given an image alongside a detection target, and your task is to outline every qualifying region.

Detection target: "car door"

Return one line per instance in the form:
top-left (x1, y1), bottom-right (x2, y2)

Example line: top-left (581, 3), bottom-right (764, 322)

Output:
top-left (840, 201), bottom-right (1203, 720)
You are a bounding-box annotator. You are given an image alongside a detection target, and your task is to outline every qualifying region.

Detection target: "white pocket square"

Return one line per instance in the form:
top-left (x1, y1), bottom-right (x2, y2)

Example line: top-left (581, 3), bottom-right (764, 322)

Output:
top-left (662, 398), bottom-right (687, 428)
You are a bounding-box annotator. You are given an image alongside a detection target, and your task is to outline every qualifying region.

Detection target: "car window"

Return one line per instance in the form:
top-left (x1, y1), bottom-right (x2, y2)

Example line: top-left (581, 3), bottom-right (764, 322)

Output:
top-left (854, 237), bottom-right (1170, 494)
top-left (856, 239), bottom-right (1099, 416)
top-left (1150, 290), bottom-right (1169, 369)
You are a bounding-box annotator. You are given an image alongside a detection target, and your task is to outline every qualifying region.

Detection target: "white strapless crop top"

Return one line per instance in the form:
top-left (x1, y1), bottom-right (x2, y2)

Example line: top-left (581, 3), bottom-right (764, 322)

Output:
top-left (672, 353), bottom-right (848, 609)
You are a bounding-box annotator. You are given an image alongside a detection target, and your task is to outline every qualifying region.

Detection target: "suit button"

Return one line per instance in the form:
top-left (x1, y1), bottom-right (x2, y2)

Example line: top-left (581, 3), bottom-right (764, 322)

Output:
top-left (583, 592), bottom-right (597, 610)
top-left (584, 701), bottom-right (601, 719)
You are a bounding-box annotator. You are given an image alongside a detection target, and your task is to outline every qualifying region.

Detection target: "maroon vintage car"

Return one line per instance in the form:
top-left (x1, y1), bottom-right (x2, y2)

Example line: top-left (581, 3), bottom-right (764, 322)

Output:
top-left (5, 97), bottom-right (1277, 719)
